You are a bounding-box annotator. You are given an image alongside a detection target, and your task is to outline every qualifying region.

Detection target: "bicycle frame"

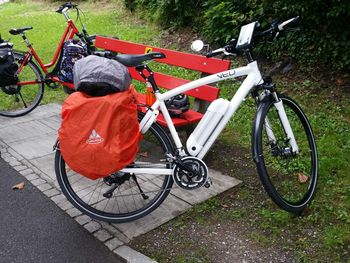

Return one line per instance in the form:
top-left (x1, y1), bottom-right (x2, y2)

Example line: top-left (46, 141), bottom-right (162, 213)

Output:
top-left (122, 60), bottom-right (299, 175)
top-left (17, 19), bottom-right (79, 89)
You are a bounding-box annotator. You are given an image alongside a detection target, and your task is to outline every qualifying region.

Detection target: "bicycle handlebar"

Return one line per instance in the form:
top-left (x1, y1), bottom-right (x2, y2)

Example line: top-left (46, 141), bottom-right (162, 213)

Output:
top-left (205, 17), bottom-right (300, 58)
top-left (55, 2), bottom-right (77, 13)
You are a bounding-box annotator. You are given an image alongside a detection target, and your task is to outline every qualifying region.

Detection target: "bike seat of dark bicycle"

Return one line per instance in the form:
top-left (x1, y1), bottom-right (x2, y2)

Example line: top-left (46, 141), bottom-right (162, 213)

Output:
top-left (113, 52), bottom-right (166, 67)
top-left (9, 27), bottom-right (33, 35)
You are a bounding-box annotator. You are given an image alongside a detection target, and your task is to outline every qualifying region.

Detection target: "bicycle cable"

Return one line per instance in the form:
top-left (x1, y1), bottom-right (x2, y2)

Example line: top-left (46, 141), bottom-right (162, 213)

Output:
top-left (76, 7), bottom-right (88, 31)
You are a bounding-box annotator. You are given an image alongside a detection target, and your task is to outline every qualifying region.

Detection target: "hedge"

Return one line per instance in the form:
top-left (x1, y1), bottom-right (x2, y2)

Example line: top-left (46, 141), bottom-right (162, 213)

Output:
top-left (125, 0), bottom-right (350, 71)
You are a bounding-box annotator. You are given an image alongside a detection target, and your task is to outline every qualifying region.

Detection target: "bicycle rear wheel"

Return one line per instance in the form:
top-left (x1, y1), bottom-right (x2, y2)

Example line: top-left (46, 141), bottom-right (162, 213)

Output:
top-left (253, 94), bottom-right (318, 213)
top-left (55, 113), bottom-right (174, 223)
top-left (0, 52), bottom-right (44, 117)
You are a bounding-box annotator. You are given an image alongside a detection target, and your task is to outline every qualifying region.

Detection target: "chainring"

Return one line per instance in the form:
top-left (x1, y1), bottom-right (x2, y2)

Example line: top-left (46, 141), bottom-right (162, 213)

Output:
top-left (172, 156), bottom-right (208, 190)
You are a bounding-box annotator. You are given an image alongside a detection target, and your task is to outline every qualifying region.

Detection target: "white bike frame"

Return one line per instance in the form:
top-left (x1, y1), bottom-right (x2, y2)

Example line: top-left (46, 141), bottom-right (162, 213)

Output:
top-left (121, 60), bottom-right (299, 175)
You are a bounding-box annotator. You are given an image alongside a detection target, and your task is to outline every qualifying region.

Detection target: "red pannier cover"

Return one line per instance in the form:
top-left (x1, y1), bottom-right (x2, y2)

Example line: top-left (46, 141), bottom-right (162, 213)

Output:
top-left (58, 86), bottom-right (141, 180)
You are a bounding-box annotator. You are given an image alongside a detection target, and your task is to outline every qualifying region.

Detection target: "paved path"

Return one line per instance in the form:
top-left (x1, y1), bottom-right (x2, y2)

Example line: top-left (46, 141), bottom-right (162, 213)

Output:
top-left (0, 157), bottom-right (123, 263)
top-left (0, 104), bottom-right (241, 262)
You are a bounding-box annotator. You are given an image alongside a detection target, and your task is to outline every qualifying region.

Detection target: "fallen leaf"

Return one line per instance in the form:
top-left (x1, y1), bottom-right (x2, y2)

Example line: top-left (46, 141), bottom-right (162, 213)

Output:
top-left (298, 173), bottom-right (309, 183)
top-left (222, 204), bottom-right (229, 208)
top-left (138, 152), bottom-right (149, 157)
top-left (335, 78), bottom-right (344, 86)
top-left (12, 182), bottom-right (25, 190)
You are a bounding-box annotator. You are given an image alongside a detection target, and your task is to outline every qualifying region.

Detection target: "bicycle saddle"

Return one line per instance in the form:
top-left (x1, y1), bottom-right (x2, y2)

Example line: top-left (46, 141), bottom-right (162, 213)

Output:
top-left (114, 52), bottom-right (166, 67)
top-left (9, 26), bottom-right (33, 35)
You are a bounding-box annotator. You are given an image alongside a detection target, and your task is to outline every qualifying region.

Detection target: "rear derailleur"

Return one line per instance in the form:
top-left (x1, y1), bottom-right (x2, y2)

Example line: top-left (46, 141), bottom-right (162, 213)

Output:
top-left (102, 171), bottom-right (149, 200)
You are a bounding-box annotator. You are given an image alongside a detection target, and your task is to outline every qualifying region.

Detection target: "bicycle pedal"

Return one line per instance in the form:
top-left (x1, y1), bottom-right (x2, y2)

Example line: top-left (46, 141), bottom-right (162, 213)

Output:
top-left (204, 177), bottom-right (212, 188)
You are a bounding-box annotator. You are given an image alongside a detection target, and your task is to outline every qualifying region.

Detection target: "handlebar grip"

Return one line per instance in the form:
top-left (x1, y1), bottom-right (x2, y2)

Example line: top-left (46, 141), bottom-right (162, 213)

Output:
top-left (55, 2), bottom-right (77, 13)
top-left (278, 16), bottom-right (300, 31)
top-left (206, 50), bottom-right (222, 58)
top-left (55, 6), bottom-right (63, 13)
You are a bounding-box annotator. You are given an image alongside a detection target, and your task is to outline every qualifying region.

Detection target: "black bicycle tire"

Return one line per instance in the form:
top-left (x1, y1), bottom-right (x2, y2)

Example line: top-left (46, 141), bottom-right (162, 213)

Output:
top-left (252, 94), bottom-right (318, 213)
top-left (55, 113), bottom-right (174, 223)
top-left (0, 52), bottom-right (44, 117)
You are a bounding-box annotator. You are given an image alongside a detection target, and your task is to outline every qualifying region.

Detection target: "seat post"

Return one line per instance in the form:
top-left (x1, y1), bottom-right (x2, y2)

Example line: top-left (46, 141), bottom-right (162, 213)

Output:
top-left (20, 33), bottom-right (31, 47)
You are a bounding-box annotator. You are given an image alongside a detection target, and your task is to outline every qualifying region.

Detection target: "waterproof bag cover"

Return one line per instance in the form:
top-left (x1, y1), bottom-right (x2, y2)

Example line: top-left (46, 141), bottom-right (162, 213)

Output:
top-left (58, 87), bottom-right (141, 180)
top-left (73, 55), bottom-right (131, 97)
top-left (0, 42), bottom-right (18, 87)
top-left (58, 39), bottom-right (87, 83)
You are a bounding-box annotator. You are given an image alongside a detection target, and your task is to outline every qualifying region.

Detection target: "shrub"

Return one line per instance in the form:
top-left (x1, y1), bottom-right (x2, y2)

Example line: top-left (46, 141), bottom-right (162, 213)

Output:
top-left (125, 0), bottom-right (350, 71)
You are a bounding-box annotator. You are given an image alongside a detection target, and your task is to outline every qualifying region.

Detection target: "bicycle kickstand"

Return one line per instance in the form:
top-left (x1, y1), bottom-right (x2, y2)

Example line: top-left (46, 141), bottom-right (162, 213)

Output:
top-left (131, 174), bottom-right (149, 200)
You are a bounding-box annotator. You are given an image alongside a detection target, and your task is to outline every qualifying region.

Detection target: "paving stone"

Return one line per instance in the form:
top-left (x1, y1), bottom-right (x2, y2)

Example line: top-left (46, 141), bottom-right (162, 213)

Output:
top-left (57, 200), bottom-right (74, 211)
top-left (43, 188), bottom-right (60, 198)
top-left (20, 169), bottom-right (34, 176)
top-left (36, 183), bottom-right (52, 192)
top-left (0, 104), bottom-right (60, 129)
top-left (66, 207), bottom-right (82, 218)
top-left (114, 246), bottom-right (157, 263)
top-left (28, 103), bottom-right (61, 118)
top-left (84, 221), bottom-right (101, 233)
top-left (75, 215), bottom-right (92, 225)
top-left (30, 178), bottom-right (46, 186)
top-left (13, 165), bottom-right (27, 172)
top-left (24, 173), bottom-right (39, 181)
top-left (114, 194), bottom-right (191, 240)
top-left (208, 169), bottom-right (242, 194)
top-left (39, 115), bottom-right (62, 130)
top-left (7, 147), bottom-right (24, 160)
top-left (93, 229), bottom-right (113, 242)
top-left (10, 133), bottom-right (57, 160)
top-left (1, 152), bottom-right (10, 159)
top-left (0, 120), bottom-right (54, 143)
top-left (9, 160), bottom-right (21, 166)
top-left (29, 154), bottom-right (56, 183)
top-left (0, 140), bottom-right (7, 148)
top-left (51, 194), bottom-right (66, 205)
top-left (105, 238), bottom-right (124, 251)
top-left (102, 223), bottom-right (130, 243)
top-left (169, 169), bottom-right (241, 205)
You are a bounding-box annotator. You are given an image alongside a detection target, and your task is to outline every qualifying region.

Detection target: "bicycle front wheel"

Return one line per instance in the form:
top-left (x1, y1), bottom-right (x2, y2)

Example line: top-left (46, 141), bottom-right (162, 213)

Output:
top-left (55, 113), bottom-right (174, 223)
top-left (253, 94), bottom-right (318, 213)
top-left (0, 52), bottom-right (44, 117)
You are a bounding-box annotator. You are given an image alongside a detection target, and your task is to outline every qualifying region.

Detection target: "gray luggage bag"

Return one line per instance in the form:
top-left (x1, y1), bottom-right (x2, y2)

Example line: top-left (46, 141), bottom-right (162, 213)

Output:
top-left (73, 55), bottom-right (131, 97)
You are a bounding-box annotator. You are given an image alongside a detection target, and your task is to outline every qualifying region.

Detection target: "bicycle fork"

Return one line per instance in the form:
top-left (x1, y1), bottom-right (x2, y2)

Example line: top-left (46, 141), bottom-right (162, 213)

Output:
top-left (266, 92), bottom-right (299, 155)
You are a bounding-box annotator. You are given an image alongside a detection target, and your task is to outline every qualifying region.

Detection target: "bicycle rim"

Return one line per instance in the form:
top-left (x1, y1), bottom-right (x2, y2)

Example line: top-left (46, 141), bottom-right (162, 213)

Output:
top-left (256, 95), bottom-right (318, 212)
top-left (55, 116), bottom-right (174, 223)
top-left (0, 52), bottom-right (44, 117)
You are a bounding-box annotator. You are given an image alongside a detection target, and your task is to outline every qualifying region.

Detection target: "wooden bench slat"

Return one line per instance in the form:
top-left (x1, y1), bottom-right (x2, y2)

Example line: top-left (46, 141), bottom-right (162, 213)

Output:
top-left (95, 36), bottom-right (231, 74)
top-left (129, 68), bottom-right (220, 102)
top-left (94, 36), bottom-right (228, 127)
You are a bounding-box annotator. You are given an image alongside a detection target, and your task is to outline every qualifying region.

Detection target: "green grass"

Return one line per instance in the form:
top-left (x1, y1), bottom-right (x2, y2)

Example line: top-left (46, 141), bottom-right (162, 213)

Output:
top-left (0, 0), bottom-right (163, 106)
top-left (2, 1), bottom-right (350, 262)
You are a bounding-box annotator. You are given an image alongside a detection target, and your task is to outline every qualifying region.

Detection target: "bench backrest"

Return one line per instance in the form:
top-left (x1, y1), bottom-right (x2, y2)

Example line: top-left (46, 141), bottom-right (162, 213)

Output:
top-left (95, 36), bottom-right (231, 102)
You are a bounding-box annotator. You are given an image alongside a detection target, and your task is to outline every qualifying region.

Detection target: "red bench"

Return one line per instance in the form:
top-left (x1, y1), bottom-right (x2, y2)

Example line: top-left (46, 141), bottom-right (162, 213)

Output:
top-left (95, 36), bottom-right (231, 127)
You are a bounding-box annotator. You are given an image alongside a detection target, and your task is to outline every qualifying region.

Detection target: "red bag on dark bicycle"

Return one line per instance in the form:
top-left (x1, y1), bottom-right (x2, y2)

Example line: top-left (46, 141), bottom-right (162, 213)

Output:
top-left (58, 86), bottom-right (141, 180)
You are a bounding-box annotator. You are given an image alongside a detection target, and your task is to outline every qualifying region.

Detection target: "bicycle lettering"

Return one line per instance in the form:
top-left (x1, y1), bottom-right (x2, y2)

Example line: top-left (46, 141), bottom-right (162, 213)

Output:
top-left (216, 70), bottom-right (235, 79)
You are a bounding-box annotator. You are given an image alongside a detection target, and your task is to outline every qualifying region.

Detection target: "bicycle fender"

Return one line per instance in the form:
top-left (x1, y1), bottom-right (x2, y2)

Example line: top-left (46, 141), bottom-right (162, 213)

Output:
top-left (251, 97), bottom-right (272, 164)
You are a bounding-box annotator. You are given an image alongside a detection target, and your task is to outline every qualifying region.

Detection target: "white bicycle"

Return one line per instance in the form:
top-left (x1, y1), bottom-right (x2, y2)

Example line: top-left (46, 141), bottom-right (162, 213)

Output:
top-left (55, 17), bottom-right (318, 223)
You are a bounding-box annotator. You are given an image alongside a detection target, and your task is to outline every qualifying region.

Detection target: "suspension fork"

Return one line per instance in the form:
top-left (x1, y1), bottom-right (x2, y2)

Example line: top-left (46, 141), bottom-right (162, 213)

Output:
top-left (271, 92), bottom-right (299, 154)
top-left (253, 80), bottom-right (299, 154)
